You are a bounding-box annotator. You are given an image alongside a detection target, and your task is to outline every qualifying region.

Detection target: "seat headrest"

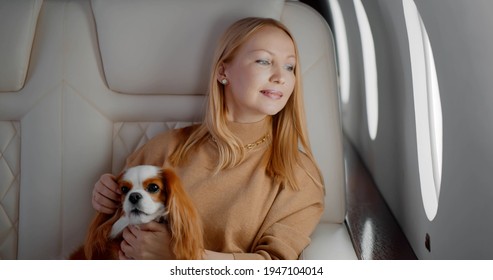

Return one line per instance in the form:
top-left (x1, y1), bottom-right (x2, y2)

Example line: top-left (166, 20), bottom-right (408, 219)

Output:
top-left (0, 0), bottom-right (43, 92)
top-left (91, 0), bottom-right (285, 95)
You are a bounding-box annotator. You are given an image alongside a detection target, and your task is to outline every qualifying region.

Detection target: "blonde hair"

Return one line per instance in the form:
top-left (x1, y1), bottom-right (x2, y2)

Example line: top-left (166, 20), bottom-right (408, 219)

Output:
top-left (170, 17), bottom-right (323, 190)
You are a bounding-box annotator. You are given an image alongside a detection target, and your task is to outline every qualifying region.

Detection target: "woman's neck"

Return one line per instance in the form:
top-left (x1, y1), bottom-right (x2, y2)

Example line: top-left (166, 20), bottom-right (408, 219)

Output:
top-left (226, 116), bottom-right (272, 147)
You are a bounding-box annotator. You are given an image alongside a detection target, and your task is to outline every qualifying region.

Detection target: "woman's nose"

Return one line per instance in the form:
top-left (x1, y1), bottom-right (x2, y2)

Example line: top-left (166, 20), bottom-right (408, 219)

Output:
top-left (270, 66), bottom-right (285, 84)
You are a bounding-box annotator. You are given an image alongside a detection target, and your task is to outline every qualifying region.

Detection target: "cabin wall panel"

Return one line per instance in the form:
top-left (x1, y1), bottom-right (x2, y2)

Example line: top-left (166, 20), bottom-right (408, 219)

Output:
top-left (340, 0), bottom-right (493, 259)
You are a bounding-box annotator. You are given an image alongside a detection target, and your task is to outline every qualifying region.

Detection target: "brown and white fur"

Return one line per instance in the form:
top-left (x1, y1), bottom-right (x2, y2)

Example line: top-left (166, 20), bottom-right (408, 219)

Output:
top-left (70, 165), bottom-right (204, 260)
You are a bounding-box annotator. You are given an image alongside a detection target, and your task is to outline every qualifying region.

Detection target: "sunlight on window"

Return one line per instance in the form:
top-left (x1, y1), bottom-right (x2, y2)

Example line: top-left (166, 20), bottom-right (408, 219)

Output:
top-left (403, 0), bottom-right (443, 221)
top-left (328, 0), bottom-right (350, 105)
top-left (353, 0), bottom-right (379, 140)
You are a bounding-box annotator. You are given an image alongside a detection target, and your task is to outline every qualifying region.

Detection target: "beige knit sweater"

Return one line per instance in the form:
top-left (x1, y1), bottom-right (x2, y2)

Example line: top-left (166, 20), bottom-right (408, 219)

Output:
top-left (125, 118), bottom-right (324, 260)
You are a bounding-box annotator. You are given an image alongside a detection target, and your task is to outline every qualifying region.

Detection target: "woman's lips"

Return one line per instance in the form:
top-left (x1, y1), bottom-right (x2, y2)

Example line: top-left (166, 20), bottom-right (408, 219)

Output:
top-left (260, 89), bottom-right (283, 100)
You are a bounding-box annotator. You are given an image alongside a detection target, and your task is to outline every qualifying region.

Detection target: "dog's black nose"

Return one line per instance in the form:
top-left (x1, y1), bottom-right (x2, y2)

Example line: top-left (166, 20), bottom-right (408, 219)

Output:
top-left (129, 193), bottom-right (142, 204)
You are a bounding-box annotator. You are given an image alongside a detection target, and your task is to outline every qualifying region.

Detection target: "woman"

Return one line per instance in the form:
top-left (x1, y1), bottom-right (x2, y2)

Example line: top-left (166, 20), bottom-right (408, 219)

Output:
top-left (92, 17), bottom-right (325, 260)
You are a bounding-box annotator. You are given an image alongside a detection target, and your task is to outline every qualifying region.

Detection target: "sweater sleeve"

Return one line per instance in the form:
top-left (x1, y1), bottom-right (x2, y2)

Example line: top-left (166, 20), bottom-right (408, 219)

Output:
top-left (233, 154), bottom-right (325, 260)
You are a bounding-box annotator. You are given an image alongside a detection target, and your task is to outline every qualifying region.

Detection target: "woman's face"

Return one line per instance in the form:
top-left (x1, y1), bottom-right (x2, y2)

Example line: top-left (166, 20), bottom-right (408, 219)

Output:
top-left (219, 26), bottom-right (297, 123)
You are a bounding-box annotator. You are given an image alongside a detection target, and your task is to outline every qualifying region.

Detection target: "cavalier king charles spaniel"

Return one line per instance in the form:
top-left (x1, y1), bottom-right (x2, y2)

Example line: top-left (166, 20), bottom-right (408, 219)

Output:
top-left (70, 165), bottom-right (204, 260)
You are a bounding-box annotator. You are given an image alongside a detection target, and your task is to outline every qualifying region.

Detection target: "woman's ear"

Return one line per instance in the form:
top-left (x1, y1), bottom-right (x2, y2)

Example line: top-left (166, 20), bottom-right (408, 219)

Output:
top-left (217, 63), bottom-right (227, 82)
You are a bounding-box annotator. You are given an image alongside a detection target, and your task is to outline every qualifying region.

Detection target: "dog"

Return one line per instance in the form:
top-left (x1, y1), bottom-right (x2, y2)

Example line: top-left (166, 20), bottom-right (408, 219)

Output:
top-left (70, 165), bottom-right (204, 260)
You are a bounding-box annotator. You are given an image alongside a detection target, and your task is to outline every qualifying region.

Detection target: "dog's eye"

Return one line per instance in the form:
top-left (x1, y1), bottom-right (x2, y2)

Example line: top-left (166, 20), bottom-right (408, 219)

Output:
top-left (147, 183), bottom-right (160, 193)
top-left (121, 186), bottom-right (130, 194)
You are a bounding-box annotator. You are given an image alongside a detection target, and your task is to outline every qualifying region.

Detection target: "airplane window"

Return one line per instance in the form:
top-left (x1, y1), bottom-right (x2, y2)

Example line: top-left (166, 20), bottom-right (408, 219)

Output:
top-left (403, 0), bottom-right (443, 221)
top-left (353, 0), bottom-right (379, 140)
top-left (328, 0), bottom-right (350, 105)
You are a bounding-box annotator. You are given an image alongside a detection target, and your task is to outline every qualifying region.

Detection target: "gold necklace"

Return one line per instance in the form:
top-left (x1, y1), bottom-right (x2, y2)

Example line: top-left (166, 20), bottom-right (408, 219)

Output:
top-left (209, 134), bottom-right (270, 150)
top-left (244, 134), bottom-right (270, 150)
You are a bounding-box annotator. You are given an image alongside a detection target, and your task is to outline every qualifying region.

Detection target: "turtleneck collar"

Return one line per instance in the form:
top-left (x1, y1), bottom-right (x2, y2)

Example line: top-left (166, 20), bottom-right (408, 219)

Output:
top-left (226, 116), bottom-right (272, 147)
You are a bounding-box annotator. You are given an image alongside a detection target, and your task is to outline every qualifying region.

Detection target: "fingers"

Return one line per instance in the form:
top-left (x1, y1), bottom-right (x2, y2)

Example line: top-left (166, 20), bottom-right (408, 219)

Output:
top-left (92, 173), bottom-right (121, 214)
top-left (119, 250), bottom-right (130, 260)
top-left (138, 221), bottom-right (169, 232)
top-left (120, 227), bottom-right (136, 259)
top-left (122, 226), bottom-right (139, 244)
top-left (121, 226), bottom-right (143, 260)
top-left (120, 239), bottom-right (135, 260)
top-left (120, 224), bottom-right (173, 260)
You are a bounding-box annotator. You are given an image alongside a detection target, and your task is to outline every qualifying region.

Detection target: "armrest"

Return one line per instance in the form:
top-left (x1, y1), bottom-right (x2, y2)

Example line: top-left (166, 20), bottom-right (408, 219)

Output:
top-left (301, 223), bottom-right (357, 260)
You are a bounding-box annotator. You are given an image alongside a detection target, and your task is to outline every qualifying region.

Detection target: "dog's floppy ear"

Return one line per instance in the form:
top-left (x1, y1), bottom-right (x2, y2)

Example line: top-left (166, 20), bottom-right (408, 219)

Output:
top-left (114, 169), bottom-right (126, 186)
top-left (84, 171), bottom-right (126, 259)
top-left (161, 168), bottom-right (204, 259)
top-left (84, 208), bottom-right (123, 259)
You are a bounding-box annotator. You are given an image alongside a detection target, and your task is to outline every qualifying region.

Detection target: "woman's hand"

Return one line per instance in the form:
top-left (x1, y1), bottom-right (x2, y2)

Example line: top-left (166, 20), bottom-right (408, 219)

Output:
top-left (119, 222), bottom-right (175, 260)
top-left (92, 173), bottom-right (121, 214)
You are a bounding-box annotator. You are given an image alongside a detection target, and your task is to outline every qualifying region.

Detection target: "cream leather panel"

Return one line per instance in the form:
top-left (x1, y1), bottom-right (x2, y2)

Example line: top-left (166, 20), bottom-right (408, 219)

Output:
top-left (91, 0), bottom-right (284, 95)
top-left (283, 2), bottom-right (346, 224)
top-left (0, 121), bottom-right (20, 259)
top-left (0, 0), bottom-right (43, 92)
top-left (112, 121), bottom-right (199, 174)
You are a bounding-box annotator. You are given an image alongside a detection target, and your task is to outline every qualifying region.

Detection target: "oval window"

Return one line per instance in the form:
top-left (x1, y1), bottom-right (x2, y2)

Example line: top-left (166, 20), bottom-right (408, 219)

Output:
top-left (403, 0), bottom-right (443, 221)
top-left (328, 0), bottom-right (351, 105)
top-left (354, 0), bottom-right (379, 140)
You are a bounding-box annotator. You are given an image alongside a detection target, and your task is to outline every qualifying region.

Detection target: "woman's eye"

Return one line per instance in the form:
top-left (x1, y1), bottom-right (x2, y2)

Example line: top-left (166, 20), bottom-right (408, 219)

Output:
top-left (147, 183), bottom-right (160, 193)
top-left (256, 59), bottom-right (270, 66)
top-left (121, 186), bottom-right (130, 194)
top-left (284, 64), bottom-right (295, 72)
